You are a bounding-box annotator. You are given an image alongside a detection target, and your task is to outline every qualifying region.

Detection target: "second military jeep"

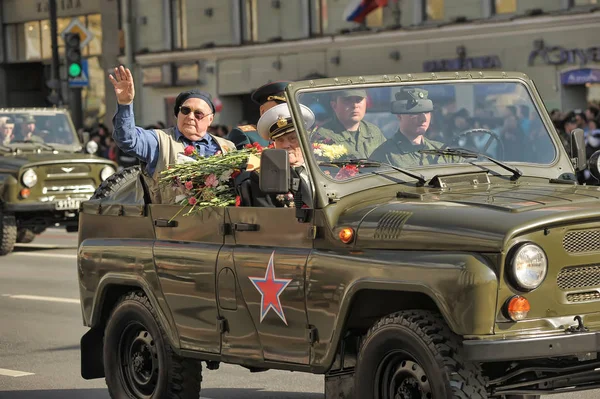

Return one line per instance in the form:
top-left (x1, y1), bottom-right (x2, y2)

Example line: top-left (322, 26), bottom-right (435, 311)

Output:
top-left (78, 72), bottom-right (600, 398)
top-left (0, 108), bottom-right (116, 255)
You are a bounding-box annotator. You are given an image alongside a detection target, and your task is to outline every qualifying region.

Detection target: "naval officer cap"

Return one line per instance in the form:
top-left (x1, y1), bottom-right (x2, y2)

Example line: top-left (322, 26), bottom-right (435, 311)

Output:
top-left (251, 81), bottom-right (291, 105)
top-left (391, 88), bottom-right (433, 114)
top-left (257, 103), bottom-right (315, 141)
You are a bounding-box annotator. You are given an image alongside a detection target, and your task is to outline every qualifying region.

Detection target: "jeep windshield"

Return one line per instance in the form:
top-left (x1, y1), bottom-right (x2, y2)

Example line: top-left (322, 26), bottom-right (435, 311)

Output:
top-left (0, 111), bottom-right (79, 149)
top-left (298, 81), bottom-right (558, 182)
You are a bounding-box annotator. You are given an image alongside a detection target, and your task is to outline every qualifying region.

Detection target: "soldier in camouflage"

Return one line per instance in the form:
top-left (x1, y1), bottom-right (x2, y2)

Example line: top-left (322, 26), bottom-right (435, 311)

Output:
top-left (371, 88), bottom-right (451, 167)
top-left (312, 89), bottom-right (386, 159)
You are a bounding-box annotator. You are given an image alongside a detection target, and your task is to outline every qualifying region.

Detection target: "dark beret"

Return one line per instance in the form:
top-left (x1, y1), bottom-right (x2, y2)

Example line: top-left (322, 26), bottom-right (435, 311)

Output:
top-left (174, 90), bottom-right (215, 116)
top-left (251, 81), bottom-right (291, 105)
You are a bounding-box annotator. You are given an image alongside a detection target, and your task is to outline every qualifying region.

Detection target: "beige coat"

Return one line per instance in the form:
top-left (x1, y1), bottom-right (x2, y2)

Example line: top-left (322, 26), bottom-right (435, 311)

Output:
top-left (142, 127), bottom-right (236, 204)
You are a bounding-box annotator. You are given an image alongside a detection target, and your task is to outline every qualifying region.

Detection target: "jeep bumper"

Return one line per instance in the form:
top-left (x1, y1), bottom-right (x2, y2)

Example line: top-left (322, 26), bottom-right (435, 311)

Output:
top-left (464, 331), bottom-right (600, 362)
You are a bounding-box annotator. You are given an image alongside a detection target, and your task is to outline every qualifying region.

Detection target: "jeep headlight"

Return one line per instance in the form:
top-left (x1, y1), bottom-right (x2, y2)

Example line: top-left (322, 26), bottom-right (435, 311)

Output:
top-left (510, 243), bottom-right (548, 291)
top-left (100, 166), bottom-right (116, 181)
top-left (22, 168), bottom-right (38, 188)
top-left (86, 140), bottom-right (98, 154)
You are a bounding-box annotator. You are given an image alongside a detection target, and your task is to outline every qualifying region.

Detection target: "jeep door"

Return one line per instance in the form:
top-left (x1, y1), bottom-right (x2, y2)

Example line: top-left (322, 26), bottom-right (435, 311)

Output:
top-left (151, 204), bottom-right (224, 354)
top-left (223, 207), bottom-right (312, 364)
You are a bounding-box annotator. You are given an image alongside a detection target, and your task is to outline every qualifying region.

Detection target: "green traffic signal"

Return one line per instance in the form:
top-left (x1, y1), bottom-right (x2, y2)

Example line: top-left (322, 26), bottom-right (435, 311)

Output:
top-left (68, 63), bottom-right (82, 78)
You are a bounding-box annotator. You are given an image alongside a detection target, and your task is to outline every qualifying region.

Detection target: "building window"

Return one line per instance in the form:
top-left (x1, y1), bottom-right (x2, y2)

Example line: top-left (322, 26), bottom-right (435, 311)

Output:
top-left (493, 0), bottom-right (516, 14)
top-left (7, 15), bottom-right (101, 63)
top-left (424, 0), bottom-right (444, 21)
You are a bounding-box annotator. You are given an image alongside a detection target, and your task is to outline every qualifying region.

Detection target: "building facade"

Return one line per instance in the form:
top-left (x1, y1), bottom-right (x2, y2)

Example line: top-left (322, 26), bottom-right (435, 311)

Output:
top-left (1, 0), bottom-right (599, 129)
top-left (0, 0), bottom-right (121, 127)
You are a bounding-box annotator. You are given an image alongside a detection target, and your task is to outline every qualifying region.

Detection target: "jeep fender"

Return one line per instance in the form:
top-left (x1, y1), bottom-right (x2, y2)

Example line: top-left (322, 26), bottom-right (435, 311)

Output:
top-left (305, 250), bottom-right (499, 371)
top-left (88, 274), bottom-right (180, 351)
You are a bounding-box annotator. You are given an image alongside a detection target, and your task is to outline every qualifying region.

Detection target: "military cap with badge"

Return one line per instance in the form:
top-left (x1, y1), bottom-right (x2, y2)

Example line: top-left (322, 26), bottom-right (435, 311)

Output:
top-left (227, 81), bottom-right (292, 150)
top-left (391, 88), bottom-right (433, 114)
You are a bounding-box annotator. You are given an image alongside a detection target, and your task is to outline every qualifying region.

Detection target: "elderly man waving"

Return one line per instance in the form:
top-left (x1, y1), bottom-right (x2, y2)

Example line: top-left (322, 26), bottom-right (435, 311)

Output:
top-left (109, 65), bottom-right (235, 204)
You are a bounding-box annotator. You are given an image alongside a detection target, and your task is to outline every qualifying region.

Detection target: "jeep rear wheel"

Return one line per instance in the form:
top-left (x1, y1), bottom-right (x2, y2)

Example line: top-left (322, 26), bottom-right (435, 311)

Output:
top-left (0, 214), bottom-right (17, 256)
top-left (17, 228), bottom-right (36, 244)
top-left (355, 310), bottom-right (487, 399)
top-left (104, 291), bottom-right (202, 399)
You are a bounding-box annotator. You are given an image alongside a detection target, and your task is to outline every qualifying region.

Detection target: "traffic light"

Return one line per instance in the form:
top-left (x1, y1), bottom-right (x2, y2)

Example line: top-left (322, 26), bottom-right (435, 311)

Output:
top-left (64, 33), bottom-right (82, 80)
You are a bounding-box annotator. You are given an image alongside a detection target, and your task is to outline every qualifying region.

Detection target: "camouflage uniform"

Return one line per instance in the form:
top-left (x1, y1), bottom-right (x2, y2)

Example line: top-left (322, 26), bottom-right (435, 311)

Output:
top-left (312, 118), bottom-right (386, 159)
top-left (370, 131), bottom-right (449, 167)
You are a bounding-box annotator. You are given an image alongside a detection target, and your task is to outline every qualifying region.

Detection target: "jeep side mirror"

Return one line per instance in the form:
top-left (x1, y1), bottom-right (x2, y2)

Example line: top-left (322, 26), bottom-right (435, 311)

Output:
top-left (259, 149), bottom-right (290, 194)
top-left (570, 128), bottom-right (587, 172)
top-left (588, 150), bottom-right (600, 180)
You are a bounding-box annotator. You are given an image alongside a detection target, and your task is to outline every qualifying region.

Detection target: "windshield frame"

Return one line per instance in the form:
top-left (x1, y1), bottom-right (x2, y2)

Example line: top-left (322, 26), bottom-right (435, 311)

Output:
top-left (0, 109), bottom-right (82, 151)
top-left (285, 73), bottom-right (573, 207)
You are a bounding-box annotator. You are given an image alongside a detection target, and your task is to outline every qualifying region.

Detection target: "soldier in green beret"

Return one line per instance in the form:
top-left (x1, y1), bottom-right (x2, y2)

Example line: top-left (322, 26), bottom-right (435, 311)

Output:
top-left (312, 89), bottom-right (386, 159)
top-left (371, 88), bottom-right (451, 167)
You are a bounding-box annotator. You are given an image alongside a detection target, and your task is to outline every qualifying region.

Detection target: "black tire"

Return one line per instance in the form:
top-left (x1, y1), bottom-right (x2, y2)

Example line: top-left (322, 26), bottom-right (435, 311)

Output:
top-left (0, 214), bottom-right (17, 256)
top-left (91, 165), bottom-right (143, 201)
top-left (16, 228), bottom-right (36, 244)
top-left (355, 310), bottom-right (487, 399)
top-left (103, 291), bottom-right (202, 399)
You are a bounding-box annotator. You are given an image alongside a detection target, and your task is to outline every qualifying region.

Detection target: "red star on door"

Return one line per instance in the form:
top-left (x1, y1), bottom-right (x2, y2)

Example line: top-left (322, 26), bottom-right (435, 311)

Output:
top-left (248, 251), bottom-right (293, 325)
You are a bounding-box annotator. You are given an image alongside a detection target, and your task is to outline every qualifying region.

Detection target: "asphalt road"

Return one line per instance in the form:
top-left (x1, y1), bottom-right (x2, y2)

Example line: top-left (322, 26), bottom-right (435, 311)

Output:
top-left (0, 229), bottom-right (596, 398)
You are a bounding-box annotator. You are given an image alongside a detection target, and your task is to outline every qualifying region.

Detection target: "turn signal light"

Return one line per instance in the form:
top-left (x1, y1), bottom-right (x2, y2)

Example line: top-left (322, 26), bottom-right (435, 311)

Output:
top-left (339, 227), bottom-right (355, 244)
top-left (506, 295), bottom-right (530, 321)
top-left (20, 188), bottom-right (30, 199)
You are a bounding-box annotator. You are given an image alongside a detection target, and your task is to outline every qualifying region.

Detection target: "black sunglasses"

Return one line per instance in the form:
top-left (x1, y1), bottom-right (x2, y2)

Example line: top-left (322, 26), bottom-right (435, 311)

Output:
top-left (180, 106), bottom-right (213, 120)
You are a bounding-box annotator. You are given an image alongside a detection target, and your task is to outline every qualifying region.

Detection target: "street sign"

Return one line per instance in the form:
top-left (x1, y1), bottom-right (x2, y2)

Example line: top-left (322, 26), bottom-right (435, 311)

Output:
top-left (68, 58), bottom-right (89, 88)
top-left (60, 18), bottom-right (94, 49)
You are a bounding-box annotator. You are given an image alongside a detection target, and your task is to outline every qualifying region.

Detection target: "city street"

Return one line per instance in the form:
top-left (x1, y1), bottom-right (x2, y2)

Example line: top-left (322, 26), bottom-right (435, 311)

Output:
top-left (0, 228), bottom-right (595, 399)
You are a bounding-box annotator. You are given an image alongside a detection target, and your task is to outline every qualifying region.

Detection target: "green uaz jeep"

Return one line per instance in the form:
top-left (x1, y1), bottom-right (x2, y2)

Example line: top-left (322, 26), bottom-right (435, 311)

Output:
top-left (77, 71), bottom-right (600, 399)
top-left (0, 108), bottom-right (116, 254)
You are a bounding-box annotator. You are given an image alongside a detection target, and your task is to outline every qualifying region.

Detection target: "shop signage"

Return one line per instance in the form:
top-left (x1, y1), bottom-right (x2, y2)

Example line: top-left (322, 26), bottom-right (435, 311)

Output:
top-left (36, 0), bottom-right (82, 14)
top-left (423, 46), bottom-right (501, 73)
top-left (560, 68), bottom-right (600, 85)
top-left (528, 39), bottom-right (600, 67)
top-left (142, 65), bottom-right (172, 87)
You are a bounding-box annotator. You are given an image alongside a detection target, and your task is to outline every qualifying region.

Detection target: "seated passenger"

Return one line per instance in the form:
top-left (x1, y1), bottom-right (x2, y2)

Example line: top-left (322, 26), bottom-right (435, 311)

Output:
top-left (371, 88), bottom-right (448, 167)
top-left (235, 103), bottom-right (315, 208)
top-left (312, 89), bottom-right (386, 159)
top-left (227, 81), bottom-right (290, 150)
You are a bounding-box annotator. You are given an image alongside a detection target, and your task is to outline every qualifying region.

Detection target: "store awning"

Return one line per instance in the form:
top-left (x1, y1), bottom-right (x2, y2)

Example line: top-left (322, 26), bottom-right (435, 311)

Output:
top-left (560, 68), bottom-right (600, 85)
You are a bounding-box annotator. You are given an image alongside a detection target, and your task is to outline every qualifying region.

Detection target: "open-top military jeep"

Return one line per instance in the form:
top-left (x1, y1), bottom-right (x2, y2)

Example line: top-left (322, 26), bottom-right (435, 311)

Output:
top-left (78, 71), bottom-right (600, 399)
top-left (0, 108), bottom-right (116, 254)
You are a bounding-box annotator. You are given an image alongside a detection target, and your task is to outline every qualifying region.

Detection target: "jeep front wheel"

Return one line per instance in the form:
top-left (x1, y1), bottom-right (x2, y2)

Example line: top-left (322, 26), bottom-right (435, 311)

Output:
top-left (0, 214), bottom-right (17, 255)
top-left (17, 228), bottom-right (36, 244)
top-left (104, 291), bottom-right (202, 399)
top-left (355, 310), bottom-right (487, 399)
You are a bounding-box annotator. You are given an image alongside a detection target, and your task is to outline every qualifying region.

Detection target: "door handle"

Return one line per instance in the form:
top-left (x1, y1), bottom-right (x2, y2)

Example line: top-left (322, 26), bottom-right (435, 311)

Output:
top-left (234, 223), bottom-right (259, 232)
top-left (154, 219), bottom-right (178, 228)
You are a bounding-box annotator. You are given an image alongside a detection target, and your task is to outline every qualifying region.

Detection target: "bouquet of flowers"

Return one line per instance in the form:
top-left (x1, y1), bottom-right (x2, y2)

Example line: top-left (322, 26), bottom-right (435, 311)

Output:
top-left (312, 142), bottom-right (348, 161)
top-left (159, 143), bottom-right (267, 219)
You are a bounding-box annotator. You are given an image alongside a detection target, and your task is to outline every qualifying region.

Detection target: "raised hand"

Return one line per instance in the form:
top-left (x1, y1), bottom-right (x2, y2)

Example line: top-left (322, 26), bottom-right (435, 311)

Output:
top-left (108, 65), bottom-right (135, 105)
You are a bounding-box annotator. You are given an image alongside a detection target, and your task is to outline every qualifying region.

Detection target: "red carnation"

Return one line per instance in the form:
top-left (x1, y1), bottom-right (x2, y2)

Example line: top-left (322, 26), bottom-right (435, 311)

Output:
top-left (188, 197), bottom-right (197, 205)
top-left (335, 164), bottom-right (360, 180)
top-left (235, 196), bottom-right (241, 207)
top-left (245, 144), bottom-right (254, 149)
top-left (184, 181), bottom-right (194, 190)
top-left (184, 145), bottom-right (195, 156)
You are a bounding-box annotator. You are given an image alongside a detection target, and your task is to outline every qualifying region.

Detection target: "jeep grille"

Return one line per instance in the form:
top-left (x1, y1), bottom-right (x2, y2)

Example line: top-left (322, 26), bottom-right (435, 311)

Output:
top-left (374, 210), bottom-right (411, 240)
top-left (45, 164), bottom-right (91, 177)
top-left (557, 265), bottom-right (600, 290)
top-left (566, 291), bottom-right (600, 303)
top-left (42, 181), bottom-right (96, 196)
top-left (563, 229), bottom-right (600, 253)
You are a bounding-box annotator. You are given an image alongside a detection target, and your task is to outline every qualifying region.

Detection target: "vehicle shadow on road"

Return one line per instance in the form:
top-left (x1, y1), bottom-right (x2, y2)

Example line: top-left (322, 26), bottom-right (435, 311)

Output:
top-left (13, 244), bottom-right (78, 253)
top-left (0, 390), bottom-right (108, 399)
top-left (201, 389), bottom-right (324, 399)
top-left (0, 389), bottom-right (323, 399)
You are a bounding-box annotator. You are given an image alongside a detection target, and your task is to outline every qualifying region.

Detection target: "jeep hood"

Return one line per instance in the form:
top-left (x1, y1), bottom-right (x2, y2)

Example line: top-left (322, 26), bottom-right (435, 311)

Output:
top-left (0, 152), bottom-right (110, 173)
top-left (352, 182), bottom-right (600, 252)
